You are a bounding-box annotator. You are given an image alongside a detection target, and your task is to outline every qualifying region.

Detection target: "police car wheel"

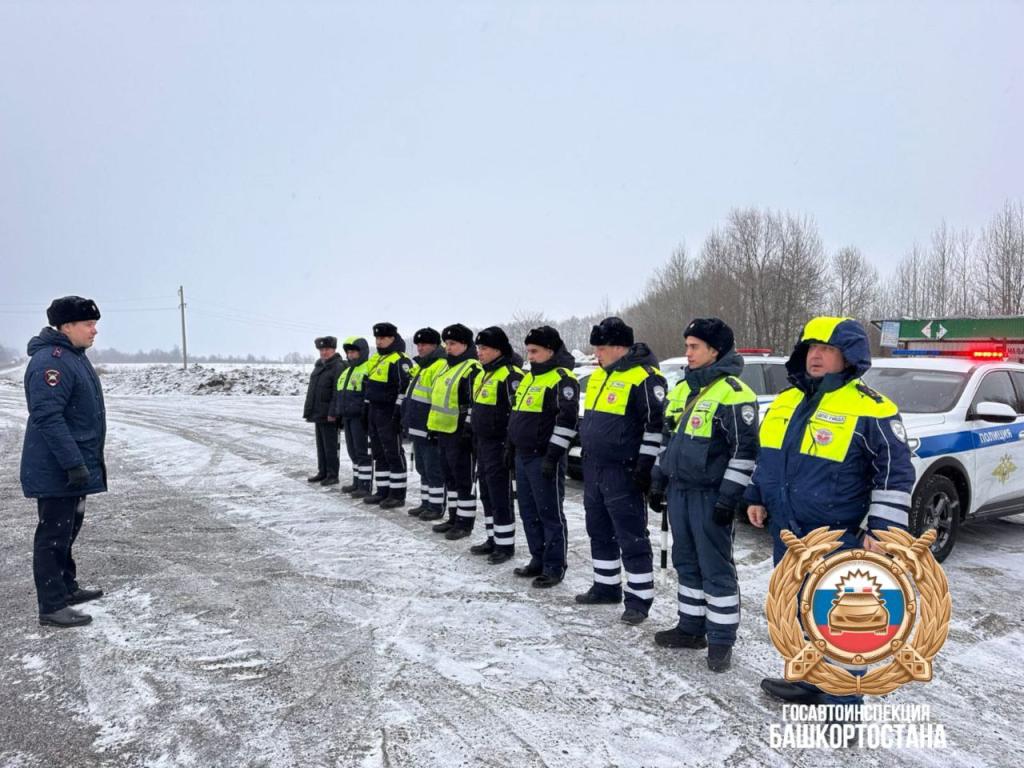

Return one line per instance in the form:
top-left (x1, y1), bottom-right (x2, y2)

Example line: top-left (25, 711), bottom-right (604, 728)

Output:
top-left (909, 474), bottom-right (960, 563)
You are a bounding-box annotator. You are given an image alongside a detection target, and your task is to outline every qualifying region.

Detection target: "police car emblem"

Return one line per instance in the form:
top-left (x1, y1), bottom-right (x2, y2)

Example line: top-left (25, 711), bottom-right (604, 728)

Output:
top-left (44, 369), bottom-right (61, 387)
top-left (814, 428), bottom-right (833, 445)
top-left (741, 404), bottom-right (756, 425)
top-left (653, 385), bottom-right (665, 402)
top-left (563, 386), bottom-right (575, 400)
top-left (890, 419), bottom-right (907, 443)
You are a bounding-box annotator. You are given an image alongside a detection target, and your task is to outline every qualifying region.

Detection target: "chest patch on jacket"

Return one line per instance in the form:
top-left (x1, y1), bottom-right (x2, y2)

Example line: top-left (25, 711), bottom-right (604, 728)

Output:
top-left (813, 427), bottom-right (834, 445)
top-left (814, 410), bottom-right (846, 424)
top-left (44, 369), bottom-right (62, 387)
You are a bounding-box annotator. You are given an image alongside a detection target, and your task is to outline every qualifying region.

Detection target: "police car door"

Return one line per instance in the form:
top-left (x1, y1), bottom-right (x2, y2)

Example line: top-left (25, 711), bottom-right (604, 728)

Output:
top-left (969, 369), bottom-right (1024, 512)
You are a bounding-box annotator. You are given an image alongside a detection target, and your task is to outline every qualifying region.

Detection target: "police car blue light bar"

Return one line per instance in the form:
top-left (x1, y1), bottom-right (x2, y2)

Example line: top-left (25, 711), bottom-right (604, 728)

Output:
top-left (890, 345), bottom-right (1007, 360)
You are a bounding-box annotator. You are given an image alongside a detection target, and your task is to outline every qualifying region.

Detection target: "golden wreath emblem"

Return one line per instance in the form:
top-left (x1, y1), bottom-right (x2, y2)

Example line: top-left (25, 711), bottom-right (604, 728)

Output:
top-left (766, 527), bottom-right (951, 696)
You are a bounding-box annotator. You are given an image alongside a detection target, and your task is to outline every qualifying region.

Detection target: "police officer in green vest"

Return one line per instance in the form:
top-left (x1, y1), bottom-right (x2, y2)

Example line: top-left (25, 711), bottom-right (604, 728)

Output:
top-left (402, 328), bottom-right (447, 519)
top-left (427, 324), bottom-right (483, 540)
top-left (649, 318), bottom-right (757, 672)
top-left (575, 317), bottom-right (667, 625)
top-left (331, 336), bottom-right (373, 495)
top-left (746, 316), bottom-right (914, 706)
top-left (364, 323), bottom-right (413, 508)
top-left (468, 327), bottom-right (524, 563)
top-left (506, 326), bottom-right (579, 587)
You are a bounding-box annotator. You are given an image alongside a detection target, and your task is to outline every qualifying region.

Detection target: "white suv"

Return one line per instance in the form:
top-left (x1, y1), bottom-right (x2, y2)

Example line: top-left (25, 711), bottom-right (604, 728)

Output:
top-left (862, 356), bottom-right (1024, 562)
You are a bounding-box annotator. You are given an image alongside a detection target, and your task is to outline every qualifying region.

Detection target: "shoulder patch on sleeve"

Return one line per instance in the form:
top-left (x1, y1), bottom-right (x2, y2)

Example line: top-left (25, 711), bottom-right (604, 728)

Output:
top-left (741, 404), bottom-right (756, 425)
top-left (652, 385), bottom-right (666, 402)
top-left (889, 419), bottom-right (907, 443)
top-left (562, 385), bottom-right (576, 400)
top-left (725, 376), bottom-right (743, 392)
top-left (44, 369), bottom-right (62, 387)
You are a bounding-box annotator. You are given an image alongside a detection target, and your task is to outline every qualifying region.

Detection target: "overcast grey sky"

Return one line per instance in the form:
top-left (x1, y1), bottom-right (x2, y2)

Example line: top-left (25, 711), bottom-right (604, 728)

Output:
top-left (2, 1), bottom-right (1021, 357)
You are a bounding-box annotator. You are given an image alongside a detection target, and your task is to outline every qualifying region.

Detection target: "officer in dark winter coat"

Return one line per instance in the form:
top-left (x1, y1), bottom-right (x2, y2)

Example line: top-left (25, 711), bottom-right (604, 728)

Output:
top-left (364, 323), bottom-right (413, 508)
top-left (303, 336), bottom-right (346, 485)
top-left (576, 317), bottom-right (667, 625)
top-left (330, 337), bottom-right (372, 495)
top-left (506, 326), bottom-right (579, 588)
top-left (402, 328), bottom-right (448, 520)
top-left (649, 318), bottom-right (758, 672)
top-left (468, 327), bottom-right (524, 564)
top-left (427, 324), bottom-right (482, 540)
top-left (20, 296), bottom-right (107, 627)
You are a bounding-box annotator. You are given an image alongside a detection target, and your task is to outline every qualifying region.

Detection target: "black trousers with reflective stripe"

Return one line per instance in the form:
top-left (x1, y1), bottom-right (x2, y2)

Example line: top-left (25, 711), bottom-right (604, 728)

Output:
top-left (368, 406), bottom-right (406, 500)
top-left (342, 415), bottom-right (371, 489)
top-left (476, 436), bottom-right (514, 550)
top-left (439, 433), bottom-right (475, 529)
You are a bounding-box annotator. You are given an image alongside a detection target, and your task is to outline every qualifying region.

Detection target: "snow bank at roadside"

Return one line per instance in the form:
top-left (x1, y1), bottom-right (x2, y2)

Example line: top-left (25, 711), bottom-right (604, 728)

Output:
top-left (94, 364), bottom-right (309, 396)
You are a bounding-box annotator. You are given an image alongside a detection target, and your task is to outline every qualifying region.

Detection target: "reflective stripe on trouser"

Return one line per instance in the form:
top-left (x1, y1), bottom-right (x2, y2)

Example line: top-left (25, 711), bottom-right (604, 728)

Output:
top-left (477, 437), bottom-right (515, 551)
top-left (412, 436), bottom-right (444, 510)
top-left (439, 434), bottom-right (475, 529)
top-left (368, 406), bottom-right (407, 500)
top-left (515, 453), bottom-right (566, 576)
top-left (769, 518), bottom-right (867, 705)
top-left (583, 458), bottom-right (654, 612)
top-left (343, 416), bottom-right (373, 490)
top-left (667, 486), bottom-right (739, 646)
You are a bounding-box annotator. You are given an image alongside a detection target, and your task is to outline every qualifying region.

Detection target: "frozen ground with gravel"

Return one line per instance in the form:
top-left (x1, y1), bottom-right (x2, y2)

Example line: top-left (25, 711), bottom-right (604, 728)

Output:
top-left (1, 372), bottom-right (1023, 767)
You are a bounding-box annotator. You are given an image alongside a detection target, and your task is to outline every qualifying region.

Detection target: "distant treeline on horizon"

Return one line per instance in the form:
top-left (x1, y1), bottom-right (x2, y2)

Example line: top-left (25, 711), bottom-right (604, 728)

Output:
top-left (0, 343), bottom-right (314, 366)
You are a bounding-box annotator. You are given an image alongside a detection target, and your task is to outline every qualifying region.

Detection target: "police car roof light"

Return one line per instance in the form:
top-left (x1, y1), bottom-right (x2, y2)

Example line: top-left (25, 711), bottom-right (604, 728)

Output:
top-left (737, 348), bottom-right (773, 356)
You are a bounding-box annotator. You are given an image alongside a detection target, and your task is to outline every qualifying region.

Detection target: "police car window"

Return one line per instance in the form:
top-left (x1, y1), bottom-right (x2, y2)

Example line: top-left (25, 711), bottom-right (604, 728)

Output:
top-left (1012, 372), bottom-right (1024, 414)
top-left (861, 368), bottom-right (968, 414)
top-left (578, 374), bottom-right (591, 394)
top-left (738, 364), bottom-right (767, 395)
top-left (765, 364), bottom-right (790, 394)
top-left (971, 371), bottom-right (1018, 411)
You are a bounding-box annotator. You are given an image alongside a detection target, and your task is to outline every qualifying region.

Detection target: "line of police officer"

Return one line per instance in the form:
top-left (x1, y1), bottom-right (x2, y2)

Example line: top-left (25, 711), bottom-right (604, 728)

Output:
top-left (309, 313), bottom-right (914, 688)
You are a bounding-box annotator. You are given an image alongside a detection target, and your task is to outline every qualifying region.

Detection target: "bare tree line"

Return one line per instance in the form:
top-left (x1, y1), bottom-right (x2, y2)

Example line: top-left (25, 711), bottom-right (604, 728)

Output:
top-left (505, 199), bottom-right (1024, 358)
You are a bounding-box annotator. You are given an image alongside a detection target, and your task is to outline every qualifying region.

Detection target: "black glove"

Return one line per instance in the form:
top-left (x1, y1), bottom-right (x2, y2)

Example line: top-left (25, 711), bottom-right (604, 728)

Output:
top-left (503, 443), bottom-right (516, 470)
top-left (632, 462), bottom-right (652, 494)
top-left (67, 464), bottom-right (90, 488)
top-left (648, 491), bottom-right (666, 514)
top-left (713, 501), bottom-right (735, 526)
top-left (541, 456), bottom-right (557, 480)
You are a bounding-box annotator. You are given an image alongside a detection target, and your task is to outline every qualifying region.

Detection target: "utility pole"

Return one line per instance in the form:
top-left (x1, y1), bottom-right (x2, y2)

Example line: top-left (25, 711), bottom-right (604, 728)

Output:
top-left (178, 285), bottom-right (189, 370)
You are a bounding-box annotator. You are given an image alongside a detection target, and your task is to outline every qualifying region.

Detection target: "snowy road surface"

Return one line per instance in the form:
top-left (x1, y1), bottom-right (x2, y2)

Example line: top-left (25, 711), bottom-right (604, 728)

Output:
top-left (2, 388), bottom-right (1023, 767)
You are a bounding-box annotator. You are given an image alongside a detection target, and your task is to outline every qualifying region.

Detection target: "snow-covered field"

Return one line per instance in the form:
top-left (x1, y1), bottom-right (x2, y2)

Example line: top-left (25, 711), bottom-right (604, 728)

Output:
top-left (1, 369), bottom-right (1023, 767)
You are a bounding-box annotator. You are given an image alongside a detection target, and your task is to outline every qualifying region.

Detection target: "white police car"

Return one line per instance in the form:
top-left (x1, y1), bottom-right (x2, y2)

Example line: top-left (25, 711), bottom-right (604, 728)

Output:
top-left (862, 352), bottom-right (1024, 562)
